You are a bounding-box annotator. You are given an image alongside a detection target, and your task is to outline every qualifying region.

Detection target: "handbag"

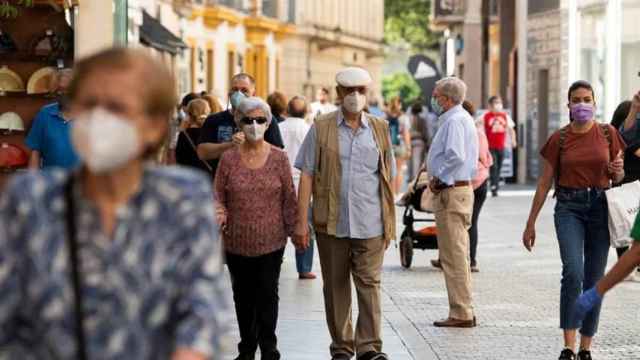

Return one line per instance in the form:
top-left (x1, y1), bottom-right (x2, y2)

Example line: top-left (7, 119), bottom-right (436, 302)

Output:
top-left (605, 180), bottom-right (640, 248)
top-left (64, 177), bottom-right (89, 360)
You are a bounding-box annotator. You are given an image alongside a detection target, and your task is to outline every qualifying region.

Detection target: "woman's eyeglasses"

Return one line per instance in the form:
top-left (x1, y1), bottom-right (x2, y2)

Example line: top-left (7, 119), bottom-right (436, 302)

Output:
top-left (240, 116), bottom-right (268, 125)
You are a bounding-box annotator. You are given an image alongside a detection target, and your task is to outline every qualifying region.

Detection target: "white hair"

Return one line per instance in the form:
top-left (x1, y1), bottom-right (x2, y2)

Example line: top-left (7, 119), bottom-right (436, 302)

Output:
top-left (236, 96), bottom-right (272, 123)
top-left (435, 77), bottom-right (467, 105)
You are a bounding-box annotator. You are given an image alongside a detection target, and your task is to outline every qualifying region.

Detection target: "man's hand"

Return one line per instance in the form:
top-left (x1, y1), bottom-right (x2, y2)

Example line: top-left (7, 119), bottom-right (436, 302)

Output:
top-left (522, 222), bottom-right (536, 252)
top-left (572, 287), bottom-right (603, 325)
top-left (608, 150), bottom-right (624, 175)
top-left (292, 222), bottom-right (309, 252)
top-left (171, 348), bottom-right (207, 360)
top-left (232, 132), bottom-right (245, 145)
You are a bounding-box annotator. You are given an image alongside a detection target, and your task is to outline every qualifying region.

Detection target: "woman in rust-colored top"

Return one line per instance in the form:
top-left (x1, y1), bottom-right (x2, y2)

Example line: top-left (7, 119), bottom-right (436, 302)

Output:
top-left (522, 80), bottom-right (626, 360)
top-left (215, 97), bottom-right (298, 360)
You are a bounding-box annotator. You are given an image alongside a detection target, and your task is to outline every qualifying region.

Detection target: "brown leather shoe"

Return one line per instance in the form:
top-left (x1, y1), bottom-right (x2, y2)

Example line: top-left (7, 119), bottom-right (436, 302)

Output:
top-left (433, 317), bottom-right (477, 328)
top-left (430, 259), bottom-right (442, 269)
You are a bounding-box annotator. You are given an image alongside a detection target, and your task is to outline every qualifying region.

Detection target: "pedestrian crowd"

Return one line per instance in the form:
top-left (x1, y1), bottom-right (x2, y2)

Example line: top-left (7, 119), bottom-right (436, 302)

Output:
top-left (1, 47), bottom-right (640, 360)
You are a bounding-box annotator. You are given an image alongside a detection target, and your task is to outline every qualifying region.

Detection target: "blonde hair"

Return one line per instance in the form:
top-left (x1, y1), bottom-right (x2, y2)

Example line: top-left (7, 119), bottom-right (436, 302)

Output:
top-left (186, 99), bottom-right (211, 126)
top-left (201, 94), bottom-right (223, 114)
top-left (388, 96), bottom-right (403, 116)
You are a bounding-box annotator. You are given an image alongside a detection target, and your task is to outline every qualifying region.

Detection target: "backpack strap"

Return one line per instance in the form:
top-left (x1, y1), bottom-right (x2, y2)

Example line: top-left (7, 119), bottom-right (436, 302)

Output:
top-left (599, 123), bottom-right (611, 145)
top-left (555, 125), bottom-right (570, 188)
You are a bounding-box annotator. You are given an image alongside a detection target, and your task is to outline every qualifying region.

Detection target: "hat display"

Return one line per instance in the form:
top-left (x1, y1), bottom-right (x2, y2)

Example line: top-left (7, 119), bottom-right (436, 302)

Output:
top-left (336, 67), bottom-right (372, 87)
top-left (0, 143), bottom-right (28, 168)
top-left (30, 28), bottom-right (70, 60)
top-left (0, 29), bottom-right (17, 54)
top-left (0, 66), bottom-right (25, 94)
top-left (27, 67), bottom-right (57, 94)
top-left (0, 112), bottom-right (25, 132)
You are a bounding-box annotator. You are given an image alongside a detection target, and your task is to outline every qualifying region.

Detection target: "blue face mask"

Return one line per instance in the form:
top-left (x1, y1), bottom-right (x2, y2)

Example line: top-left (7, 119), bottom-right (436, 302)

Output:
top-left (431, 96), bottom-right (444, 116)
top-left (230, 91), bottom-right (247, 109)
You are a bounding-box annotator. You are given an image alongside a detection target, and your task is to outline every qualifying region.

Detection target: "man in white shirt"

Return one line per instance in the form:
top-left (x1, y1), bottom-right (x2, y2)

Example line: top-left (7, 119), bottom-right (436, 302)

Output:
top-left (279, 96), bottom-right (316, 280)
top-left (310, 87), bottom-right (337, 120)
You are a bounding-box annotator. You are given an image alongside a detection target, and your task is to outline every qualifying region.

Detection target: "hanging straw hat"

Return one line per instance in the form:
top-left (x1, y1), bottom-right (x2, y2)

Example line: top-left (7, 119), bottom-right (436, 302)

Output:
top-left (0, 66), bottom-right (25, 94)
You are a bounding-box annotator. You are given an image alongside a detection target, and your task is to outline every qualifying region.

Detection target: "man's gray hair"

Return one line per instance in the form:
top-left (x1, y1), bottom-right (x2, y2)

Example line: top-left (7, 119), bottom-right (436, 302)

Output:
top-left (435, 77), bottom-right (467, 104)
top-left (236, 96), bottom-right (272, 123)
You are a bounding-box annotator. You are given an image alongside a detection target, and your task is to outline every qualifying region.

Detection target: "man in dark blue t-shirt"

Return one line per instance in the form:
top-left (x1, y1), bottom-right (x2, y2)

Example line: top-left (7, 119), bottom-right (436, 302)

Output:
top-left (197, 73), bottom-right (284, 178)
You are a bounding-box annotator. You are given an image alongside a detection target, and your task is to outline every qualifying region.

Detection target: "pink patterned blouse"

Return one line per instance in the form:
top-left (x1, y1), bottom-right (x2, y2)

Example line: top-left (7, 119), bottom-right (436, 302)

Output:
top-left (215, 146), bottom-right (298, 257)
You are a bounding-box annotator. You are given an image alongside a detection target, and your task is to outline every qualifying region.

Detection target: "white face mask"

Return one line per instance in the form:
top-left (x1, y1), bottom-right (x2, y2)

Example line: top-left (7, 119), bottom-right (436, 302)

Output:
top-left (493, 103), bottom-right (504, 112)
top-left (343, 91), bottom-right (367, 114)
top-left (242, 121), bottom-right (267, 142)
top-left (72, 108), bottom-right (141, 173)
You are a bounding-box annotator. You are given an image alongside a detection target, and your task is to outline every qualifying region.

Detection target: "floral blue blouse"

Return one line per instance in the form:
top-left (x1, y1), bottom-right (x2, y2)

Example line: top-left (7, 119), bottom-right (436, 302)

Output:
top-left (0, 167), bottom-right (230, 359)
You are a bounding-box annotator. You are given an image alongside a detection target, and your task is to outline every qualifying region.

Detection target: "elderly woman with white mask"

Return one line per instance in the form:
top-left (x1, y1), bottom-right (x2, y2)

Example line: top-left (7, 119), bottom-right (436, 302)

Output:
top-left (215, 96), bottom-right (299, 360)
top-left (0, 48), bottom-right (229, 360)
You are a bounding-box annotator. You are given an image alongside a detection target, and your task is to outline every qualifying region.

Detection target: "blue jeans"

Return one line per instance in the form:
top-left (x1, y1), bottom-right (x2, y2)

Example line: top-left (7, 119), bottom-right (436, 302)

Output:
top-left (554, 187), bottom-right (610, 337)
top-left (296, 221), bottom-right (315, 274)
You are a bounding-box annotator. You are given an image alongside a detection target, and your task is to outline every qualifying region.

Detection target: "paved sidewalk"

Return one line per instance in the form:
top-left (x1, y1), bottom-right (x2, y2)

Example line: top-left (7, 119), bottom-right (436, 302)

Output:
top-left (221, 244), bottom-right (417, 360)
top-left (221, 189), bottom-right (640, 359)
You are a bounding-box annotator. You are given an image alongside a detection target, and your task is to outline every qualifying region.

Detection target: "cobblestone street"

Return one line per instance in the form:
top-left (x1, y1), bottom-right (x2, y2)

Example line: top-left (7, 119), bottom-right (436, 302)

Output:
top-left (222, 189), bottom-right (640, 359)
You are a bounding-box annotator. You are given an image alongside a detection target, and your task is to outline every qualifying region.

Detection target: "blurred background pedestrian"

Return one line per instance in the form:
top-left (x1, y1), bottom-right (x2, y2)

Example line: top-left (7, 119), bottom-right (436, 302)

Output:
top-left (202, 93), bottom-right (224, 115)
top-left (408, 100), bottom-right (430, 179)
top-left (385, 96), bottom-right (411, 195)
top-left (481, 96), bottom-right (517, 197)
top-left (267, 91), bottom-right (288, 123)
top-left (279, 95), bottom-right (316, 280)
top-left (310, 87), bottom-right (337, 120)
top-left (175, 98), bottom-right (212, 175)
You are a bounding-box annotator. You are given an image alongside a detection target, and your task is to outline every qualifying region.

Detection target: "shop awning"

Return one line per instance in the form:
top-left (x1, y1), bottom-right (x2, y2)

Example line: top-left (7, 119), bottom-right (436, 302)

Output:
top-left (140, 10), bottom-right (188, 55)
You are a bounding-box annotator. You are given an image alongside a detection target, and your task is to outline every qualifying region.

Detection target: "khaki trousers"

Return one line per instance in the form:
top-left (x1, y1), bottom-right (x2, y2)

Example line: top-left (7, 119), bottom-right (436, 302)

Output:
top-left (433, 186), bottom-right (475, 320)
top-left (316, 233), bottom-right (385, 357)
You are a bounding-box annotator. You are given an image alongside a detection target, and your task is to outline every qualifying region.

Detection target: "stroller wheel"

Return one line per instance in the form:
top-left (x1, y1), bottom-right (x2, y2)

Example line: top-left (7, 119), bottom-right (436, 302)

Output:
top-left (399, 230), bottom-right (413, 269)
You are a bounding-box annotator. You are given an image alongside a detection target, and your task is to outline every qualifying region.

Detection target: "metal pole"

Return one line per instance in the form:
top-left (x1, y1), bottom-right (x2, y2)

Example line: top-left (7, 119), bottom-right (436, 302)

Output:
top-left (481, 0), bottom-right (490, 108)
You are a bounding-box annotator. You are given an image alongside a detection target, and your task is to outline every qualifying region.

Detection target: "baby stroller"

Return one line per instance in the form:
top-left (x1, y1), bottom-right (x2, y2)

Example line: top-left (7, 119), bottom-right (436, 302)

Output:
top-left (396, 168), bottom-right (438, 269)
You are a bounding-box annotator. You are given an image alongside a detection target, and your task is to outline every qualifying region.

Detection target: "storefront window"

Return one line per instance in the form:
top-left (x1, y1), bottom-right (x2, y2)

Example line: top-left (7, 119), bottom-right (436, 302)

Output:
top-left (579, 6), bottom-right (607, 120)
top-left (621, 0), bottom-right (640, 100)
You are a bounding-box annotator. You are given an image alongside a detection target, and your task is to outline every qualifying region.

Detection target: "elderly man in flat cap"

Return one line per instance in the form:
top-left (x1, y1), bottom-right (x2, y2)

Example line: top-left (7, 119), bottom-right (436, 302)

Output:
top-left (293, 67), bottom-right (396, 360)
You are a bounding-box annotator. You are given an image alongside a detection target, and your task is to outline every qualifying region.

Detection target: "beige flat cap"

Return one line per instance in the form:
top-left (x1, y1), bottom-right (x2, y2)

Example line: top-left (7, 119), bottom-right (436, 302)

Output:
top-left (336, 67), bottom-right (372, 87)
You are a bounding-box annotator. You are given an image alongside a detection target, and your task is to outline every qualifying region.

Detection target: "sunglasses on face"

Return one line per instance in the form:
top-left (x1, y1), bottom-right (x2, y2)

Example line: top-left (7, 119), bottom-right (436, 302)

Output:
top-left (240, 116), bottom-right (268, 125)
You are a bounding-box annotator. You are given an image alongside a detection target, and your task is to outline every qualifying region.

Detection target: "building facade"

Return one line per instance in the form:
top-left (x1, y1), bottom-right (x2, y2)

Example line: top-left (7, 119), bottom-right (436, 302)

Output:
top-left (279, 0), bottom-right (385, 101)
top-left (524, 0), bottom-right (640, 178)
top-left (431, 0), bottom-right (640, 182)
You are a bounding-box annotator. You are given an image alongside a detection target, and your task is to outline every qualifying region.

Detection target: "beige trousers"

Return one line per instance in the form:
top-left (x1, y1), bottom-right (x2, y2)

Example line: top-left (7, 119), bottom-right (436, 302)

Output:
top-left (433, 185), bottom-right (475, 320)
top-left (316, 233), bottom-right (386, 357)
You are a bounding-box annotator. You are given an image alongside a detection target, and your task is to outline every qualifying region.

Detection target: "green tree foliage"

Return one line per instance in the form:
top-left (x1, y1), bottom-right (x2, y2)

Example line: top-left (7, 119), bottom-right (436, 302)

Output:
top-left (382, 72), bottom-right (422, 107)
top-left (1, 0), bottom-right (34, 18)
top-left (384, 0), bottom-right (441, 53)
